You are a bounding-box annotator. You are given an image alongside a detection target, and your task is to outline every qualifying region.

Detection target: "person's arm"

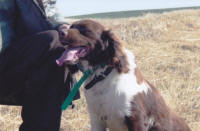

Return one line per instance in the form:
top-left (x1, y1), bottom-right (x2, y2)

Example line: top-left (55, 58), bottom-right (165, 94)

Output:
top-left (43, 0), bottom-right (69, 29)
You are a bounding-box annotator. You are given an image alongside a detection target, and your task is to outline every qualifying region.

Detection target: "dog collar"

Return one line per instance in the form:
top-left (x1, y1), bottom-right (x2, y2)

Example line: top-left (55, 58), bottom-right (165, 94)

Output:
top-left (84, 66), bottom-right (113, 90)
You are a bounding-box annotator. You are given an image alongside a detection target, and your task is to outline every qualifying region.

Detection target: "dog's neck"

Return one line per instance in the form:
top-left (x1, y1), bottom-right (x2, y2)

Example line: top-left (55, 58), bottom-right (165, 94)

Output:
top-left (84, 66), bottom-right (113, 90)
top-left (78, 61), bottom-right (114, 90)
top-left (79, 49), bottom-right (136, 90)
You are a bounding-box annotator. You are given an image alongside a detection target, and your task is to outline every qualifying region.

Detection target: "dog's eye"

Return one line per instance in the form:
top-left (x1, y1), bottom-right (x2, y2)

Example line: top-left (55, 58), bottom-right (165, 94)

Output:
top-left (68, 39), bottom-right (74, 43)
top-left (79, 28), bottom-right (88, 35)
top-left (77, 27), bottom-right (88, 35)
top-left (71, 25), bottom-right (89, 36)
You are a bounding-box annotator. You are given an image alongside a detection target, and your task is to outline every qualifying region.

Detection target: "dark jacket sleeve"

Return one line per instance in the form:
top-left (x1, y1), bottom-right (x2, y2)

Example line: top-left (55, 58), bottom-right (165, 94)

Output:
top-left (0, 0), bottom-right (16, 50)
top-left (0, 0), bottom-right (53, 51)
top-left (34, 0), bottom-right (69, 29)
top-left (0, 0), bottom-right (69, 51)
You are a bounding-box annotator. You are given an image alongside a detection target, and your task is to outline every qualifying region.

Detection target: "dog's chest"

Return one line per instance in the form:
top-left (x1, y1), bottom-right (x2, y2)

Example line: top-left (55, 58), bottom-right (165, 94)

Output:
top-left (84, 69), bottom-right (149, 130)
top-left (84, 74), bottom-right (129, 130)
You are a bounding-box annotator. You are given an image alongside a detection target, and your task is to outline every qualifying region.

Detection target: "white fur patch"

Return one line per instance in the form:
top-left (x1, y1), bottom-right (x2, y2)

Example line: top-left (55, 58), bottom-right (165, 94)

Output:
top-left (83, 49), bottom-right (150, 131)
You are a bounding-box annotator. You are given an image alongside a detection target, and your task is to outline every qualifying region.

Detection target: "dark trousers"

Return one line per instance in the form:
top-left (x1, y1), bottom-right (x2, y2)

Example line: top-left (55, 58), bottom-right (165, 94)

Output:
top-left (0, 30), bottom-right (67, 131)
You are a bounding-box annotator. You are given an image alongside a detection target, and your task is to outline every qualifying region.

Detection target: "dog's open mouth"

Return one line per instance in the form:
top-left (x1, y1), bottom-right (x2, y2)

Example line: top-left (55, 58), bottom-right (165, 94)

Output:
top-left (56, 47), bottom-right (89, 66)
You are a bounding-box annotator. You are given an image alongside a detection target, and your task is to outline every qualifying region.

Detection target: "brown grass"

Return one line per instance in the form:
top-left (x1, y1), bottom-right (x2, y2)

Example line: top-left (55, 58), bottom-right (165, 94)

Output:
top-left (1, 9), bottom-right (200, 131)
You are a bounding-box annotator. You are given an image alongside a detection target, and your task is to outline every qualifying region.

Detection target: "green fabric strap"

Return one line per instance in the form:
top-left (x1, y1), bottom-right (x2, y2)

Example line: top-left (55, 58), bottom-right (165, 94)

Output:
top-left (61, 69), bottom-right (92, 110)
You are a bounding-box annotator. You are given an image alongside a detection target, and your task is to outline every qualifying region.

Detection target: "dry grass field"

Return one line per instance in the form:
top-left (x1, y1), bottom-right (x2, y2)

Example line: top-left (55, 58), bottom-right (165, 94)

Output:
top-left (0, 9), bottom-right (200, 131)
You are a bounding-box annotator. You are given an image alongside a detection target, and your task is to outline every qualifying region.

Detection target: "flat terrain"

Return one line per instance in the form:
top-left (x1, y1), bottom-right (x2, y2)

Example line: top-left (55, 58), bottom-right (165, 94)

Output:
top-left (0, 9), bottom-right (200, 131)
top-left (68, 6), bottom-right (200, 19)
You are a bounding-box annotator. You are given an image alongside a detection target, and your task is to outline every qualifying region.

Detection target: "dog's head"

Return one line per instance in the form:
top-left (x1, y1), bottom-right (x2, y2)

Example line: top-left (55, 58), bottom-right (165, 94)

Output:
top-left (56, 20), bottom-right (129, 73)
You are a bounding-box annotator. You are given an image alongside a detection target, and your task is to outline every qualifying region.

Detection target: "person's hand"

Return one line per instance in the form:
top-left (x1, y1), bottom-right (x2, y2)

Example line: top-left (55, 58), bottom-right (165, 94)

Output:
top-left (58, 24), bottom-right (70, 45)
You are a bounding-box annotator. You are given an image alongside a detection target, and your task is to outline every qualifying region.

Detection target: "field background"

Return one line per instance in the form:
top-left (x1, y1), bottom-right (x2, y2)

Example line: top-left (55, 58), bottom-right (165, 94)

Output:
top-left (68, 6), bottom-right (200, 19)
top-left (0, 8), bottom-right (200, 131)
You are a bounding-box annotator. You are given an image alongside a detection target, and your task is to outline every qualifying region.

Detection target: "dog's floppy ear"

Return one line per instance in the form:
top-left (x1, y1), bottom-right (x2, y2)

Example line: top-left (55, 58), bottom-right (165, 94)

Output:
top-left (101, 30), bottom-right (129, 73)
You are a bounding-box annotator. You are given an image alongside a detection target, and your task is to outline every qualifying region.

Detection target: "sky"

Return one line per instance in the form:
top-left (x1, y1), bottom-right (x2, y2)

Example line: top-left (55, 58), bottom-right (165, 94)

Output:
top-left (56, 0), bottom-right (200, 17)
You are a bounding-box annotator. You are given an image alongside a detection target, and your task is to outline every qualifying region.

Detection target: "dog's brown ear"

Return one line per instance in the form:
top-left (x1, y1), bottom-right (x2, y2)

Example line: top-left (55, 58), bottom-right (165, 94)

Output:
top-left (101, 30), bottom-right (129, 73)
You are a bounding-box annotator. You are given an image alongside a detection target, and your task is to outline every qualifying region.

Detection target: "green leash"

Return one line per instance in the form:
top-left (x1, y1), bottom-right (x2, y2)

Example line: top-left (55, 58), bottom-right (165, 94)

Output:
top-left (61, 64), bottom-right (105, 110)
top-left (61, 69), bottom-right (92, 110)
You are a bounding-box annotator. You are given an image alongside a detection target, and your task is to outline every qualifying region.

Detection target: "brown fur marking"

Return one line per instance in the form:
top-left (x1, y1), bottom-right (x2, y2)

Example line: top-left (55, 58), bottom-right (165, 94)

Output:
top-left (134, 68), bottom-right (144, 85)
top-left (125, 80), bottom-right (191, 131)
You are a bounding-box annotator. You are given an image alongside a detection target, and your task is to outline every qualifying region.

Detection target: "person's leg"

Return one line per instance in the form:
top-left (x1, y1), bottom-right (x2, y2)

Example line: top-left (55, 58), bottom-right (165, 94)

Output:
top-left (0, 30), bottom-right (63, 99)
top-left (0, 30), bottom-right (66, 130)
top-left (20, 54), bottom-right (65, 131)
top-left (18, 30), bottom-right (66, 131)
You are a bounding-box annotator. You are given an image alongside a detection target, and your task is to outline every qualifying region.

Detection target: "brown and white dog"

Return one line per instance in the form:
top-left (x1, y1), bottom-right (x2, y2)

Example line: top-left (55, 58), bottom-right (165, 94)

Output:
top-left (56, 20), bottom-right (191, 131)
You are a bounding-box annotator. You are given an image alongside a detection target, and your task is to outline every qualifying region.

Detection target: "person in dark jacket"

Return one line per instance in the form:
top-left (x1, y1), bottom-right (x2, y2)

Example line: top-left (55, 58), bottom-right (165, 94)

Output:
top-left (0, 0), bottom-right (79, 130)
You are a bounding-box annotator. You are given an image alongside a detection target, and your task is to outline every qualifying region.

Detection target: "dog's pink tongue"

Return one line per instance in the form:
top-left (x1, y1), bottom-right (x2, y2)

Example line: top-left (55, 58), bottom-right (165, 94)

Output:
top-left (56, 48), bottom-right (80, 66)
top-left (56, 47), bottom-right (88, 66)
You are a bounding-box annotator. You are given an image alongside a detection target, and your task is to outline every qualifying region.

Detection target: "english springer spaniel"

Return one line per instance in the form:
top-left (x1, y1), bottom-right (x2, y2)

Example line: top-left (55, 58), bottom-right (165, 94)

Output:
top-left (56, 20), bottom-right (191, 131)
